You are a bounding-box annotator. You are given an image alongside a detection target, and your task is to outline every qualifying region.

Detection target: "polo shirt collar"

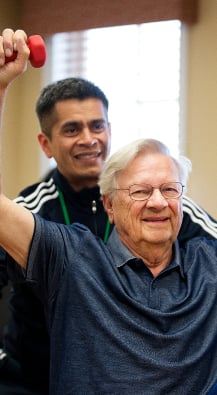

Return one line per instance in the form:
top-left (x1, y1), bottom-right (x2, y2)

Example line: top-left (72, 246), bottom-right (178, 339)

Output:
top-left (107, 227), bottom-right (135, 267)
top-left (107, 227), bottom-right (185, 278)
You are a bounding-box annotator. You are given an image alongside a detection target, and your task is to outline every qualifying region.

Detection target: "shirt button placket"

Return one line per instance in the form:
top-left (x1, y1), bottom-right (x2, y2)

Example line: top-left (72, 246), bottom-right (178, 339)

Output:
top-left (148, 279), bottom-right (160, 309)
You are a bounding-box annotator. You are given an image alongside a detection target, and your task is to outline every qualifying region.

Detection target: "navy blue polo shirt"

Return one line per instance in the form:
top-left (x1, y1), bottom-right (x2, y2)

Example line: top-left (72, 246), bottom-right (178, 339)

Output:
top-left (26, 215), bottom-right (217, 394)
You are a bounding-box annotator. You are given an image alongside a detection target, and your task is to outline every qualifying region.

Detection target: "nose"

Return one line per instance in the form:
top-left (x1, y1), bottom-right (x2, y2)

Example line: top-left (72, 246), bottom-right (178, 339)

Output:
top-left (79, 128), bottom-right (97, 147)
top-left (145, 188), bottom-right (168, 209)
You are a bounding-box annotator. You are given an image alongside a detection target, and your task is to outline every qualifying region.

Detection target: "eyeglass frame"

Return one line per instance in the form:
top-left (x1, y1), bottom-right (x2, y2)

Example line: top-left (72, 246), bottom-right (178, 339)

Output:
top-left (114, 182), bottom-right (185, 201)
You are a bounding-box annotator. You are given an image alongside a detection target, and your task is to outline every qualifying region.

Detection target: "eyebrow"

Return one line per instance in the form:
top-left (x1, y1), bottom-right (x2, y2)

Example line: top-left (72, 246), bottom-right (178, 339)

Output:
top-left (61, 119), bottom-right (107, 128)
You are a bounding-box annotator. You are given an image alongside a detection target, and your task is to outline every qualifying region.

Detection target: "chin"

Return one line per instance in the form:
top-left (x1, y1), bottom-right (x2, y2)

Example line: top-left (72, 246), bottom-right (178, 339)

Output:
top-left (80, 170), bottom-right (100, 180)
top-left (144, 233), bottom-right (172, 245)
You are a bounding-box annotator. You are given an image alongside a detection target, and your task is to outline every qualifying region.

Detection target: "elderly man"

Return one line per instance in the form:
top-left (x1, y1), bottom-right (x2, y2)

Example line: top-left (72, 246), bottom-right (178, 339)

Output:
top-left (0, 29), bottom-right (217, 395)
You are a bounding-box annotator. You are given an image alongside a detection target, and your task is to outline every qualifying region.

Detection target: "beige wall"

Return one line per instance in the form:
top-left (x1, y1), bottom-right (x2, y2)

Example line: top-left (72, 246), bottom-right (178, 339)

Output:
top-left (2, 68), bottom-right (42, 197)
top-left (186, 0), bottom-right (217, 217)
top-left (0, 0), bottom-right (43, 197)
top-left (0, 0), bottom-right (217, 218)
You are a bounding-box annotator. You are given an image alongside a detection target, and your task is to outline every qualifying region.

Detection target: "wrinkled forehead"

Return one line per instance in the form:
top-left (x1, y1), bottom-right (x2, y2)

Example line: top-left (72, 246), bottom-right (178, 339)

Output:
top-left (117, 153), bottom-right (180, 185)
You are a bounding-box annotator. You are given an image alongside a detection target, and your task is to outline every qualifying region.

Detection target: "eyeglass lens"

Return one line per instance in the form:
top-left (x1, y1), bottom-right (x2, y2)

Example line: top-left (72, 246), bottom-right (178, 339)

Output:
top-left (129, 182), bottom-right (183, 200)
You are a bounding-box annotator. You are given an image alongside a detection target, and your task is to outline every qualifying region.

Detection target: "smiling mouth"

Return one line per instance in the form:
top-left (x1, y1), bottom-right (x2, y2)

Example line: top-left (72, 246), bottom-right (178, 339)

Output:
top-left (144, 217), bottom-right (169, 223)
top-left (75, 151), bottom-right (101, 160)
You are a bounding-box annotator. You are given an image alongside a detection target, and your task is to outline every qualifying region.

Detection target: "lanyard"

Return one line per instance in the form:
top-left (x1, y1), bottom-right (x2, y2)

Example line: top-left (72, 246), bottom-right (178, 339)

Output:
top-left (57, 187), bottom-right (110, 243)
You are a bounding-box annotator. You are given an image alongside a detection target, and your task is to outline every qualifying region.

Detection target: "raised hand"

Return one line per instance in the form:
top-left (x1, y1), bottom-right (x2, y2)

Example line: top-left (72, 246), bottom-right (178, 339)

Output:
top-left (0, 28), bottom-right (30, 90)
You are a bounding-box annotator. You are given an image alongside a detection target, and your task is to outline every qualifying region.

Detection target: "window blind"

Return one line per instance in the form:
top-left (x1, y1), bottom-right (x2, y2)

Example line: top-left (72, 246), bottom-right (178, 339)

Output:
top-left (49, 21), bottom-right (181, 157)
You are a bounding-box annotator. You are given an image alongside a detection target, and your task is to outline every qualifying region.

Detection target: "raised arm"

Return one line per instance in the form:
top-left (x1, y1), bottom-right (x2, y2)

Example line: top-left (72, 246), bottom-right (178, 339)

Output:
top-left (0, 29), bottom-right (35, 268)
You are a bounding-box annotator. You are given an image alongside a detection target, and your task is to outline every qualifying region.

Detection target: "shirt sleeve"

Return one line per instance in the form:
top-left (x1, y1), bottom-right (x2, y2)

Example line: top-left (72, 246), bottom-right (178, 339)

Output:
top-left (26, 214), bottom-right (88, 304)
top-left (25, 215), bottom-right (66, 302)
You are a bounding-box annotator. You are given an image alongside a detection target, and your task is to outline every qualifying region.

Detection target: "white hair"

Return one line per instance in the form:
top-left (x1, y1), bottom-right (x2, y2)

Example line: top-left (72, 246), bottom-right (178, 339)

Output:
top-left (99, 138), bottom-right (192, 196)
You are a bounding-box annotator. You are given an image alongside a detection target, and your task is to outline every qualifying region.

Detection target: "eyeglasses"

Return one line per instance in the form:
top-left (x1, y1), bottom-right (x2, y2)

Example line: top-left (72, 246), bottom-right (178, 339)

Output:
top-left (115, 182), bottom-right (184, 201)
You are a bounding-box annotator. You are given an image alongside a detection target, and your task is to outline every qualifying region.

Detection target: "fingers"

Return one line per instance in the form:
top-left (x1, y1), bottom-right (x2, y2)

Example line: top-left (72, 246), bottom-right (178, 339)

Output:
top-left (0, 29), bottom-right (29, 89)
top-left (1, 28), bottom-right (16, 59)
top-left (0, 28), bottom-right (29, 66)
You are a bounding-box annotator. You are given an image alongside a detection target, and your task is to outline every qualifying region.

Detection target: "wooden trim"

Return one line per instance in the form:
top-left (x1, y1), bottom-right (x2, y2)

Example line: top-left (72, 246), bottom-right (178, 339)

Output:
top-left (20, 0), bottom-right (199, 37)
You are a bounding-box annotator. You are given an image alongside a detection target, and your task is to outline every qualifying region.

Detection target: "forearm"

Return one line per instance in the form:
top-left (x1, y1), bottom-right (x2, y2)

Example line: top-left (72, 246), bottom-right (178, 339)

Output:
top-left (0, 87), bottom-right (6, 120)
top-left (0, 28), bottom-right (29, 131)
top-left (0, 195), bottom-right (34, 269)
top-left (0, 29), bottom-right (33, 269)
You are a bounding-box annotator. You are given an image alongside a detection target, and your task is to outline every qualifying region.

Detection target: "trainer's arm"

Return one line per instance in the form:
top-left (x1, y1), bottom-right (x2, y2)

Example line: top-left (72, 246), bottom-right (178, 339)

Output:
top-left (0, 29), bottom-right (35, 269)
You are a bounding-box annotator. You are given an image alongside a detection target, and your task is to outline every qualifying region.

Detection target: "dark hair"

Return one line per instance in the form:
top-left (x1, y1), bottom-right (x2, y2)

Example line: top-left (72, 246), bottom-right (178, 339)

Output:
top-left (35, 77), bottom-right (109, 137)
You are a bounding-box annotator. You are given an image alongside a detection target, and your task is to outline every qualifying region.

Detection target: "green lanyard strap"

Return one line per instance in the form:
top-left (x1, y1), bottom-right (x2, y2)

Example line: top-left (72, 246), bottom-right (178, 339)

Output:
top-left (103, 219), bottom-right (110, 244)
top-left (57, 186), bottom-right (110, 243)
top-left (57, 187), bottom-right (71, 225)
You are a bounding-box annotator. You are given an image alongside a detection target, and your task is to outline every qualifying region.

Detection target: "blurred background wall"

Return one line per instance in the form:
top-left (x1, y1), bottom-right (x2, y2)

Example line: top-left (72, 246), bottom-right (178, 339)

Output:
top-left (0, 0), bottom-right (217, 218)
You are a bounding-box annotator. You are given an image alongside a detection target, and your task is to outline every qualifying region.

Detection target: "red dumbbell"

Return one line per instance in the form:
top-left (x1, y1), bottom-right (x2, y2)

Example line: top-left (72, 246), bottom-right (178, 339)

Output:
top-left (5, 35), bottom-right (46, 68)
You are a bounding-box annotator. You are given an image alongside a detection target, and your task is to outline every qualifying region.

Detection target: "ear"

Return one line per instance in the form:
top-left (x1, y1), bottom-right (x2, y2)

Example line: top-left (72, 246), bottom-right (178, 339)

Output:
top-left (37, 133), bottom-right (53, 159)
top-left (102, 195), bottom-right (114, 224)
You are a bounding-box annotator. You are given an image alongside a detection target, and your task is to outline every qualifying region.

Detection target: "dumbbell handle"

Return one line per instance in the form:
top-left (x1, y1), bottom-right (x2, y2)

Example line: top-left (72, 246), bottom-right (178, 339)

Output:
top-left (5, 35), bottom-right (46, 68)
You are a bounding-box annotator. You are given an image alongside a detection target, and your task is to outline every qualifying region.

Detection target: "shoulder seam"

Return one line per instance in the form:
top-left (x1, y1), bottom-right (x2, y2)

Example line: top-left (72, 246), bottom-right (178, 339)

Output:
top-left (183, 196), bottom-right (217, 237)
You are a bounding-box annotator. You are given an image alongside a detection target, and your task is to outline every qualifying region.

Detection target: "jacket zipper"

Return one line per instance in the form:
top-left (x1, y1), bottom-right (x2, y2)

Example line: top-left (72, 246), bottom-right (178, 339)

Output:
top-left (92, 200), bottom-right (98, 235)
